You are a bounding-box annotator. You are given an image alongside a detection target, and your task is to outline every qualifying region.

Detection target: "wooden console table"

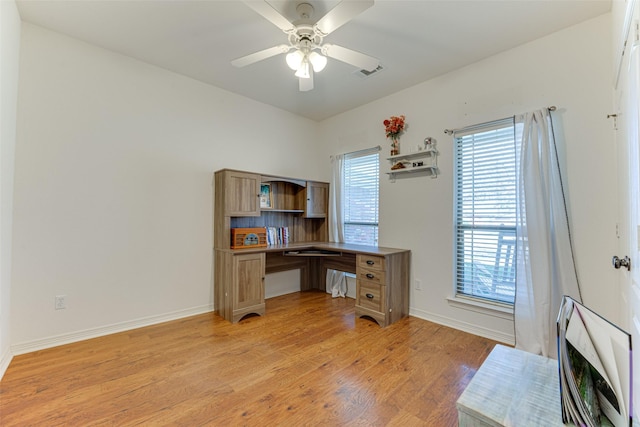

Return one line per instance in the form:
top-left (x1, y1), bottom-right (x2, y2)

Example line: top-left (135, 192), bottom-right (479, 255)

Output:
top-left (457, 344), bottom-right (565, 426)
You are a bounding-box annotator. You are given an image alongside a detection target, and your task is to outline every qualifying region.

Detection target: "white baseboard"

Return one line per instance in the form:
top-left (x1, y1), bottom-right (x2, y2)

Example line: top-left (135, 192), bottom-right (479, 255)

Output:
top-left (10, 304), bottom-right (214, 356)
top-left (409, 307), bottom-right (515, 345)
top-left (0, 346), bottom-right (13, 380)
top-left (7, 303), bottom-right (512, 359)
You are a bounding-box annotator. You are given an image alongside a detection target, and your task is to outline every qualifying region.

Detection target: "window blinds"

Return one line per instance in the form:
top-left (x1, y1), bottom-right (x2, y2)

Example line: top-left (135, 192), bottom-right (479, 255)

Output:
top-left (454, 118), bottom-right (516, 304)
top-left (344, 149), bottom-right (379, 246)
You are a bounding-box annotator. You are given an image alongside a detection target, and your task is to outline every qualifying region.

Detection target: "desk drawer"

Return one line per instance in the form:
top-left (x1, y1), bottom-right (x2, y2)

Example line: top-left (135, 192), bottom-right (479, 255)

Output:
top-left (357, 281), bottom-right (385, 313)
top-left (357, 267), bottom-right (385, 286)
top-left (357, 254), bottom-right (385, 271)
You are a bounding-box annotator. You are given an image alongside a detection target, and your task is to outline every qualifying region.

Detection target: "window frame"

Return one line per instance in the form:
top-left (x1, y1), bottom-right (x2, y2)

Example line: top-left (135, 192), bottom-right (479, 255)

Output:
top-left (342, 148), bottom-right (380, 247)
top-left (452, 117), bottom-right (517, 307)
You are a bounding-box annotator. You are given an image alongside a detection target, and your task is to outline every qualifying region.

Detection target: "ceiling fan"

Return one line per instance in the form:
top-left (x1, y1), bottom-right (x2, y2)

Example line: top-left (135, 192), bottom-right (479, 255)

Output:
top-left (232, 0), bottom-right (380, 92)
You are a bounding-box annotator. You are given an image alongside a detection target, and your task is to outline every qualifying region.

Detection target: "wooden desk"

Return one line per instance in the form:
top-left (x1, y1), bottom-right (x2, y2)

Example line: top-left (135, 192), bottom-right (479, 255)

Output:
top-left (213, 169), bottom-right (410, 327)
top-left (214, 242), bottom-right (410, 326)
top-left (457, 344), bottom-right (565, 426)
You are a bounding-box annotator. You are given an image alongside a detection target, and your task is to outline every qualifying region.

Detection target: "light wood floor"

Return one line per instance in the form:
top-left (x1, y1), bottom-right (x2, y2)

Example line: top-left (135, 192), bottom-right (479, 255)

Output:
top-left (1, 291), bottom-right (498, 426)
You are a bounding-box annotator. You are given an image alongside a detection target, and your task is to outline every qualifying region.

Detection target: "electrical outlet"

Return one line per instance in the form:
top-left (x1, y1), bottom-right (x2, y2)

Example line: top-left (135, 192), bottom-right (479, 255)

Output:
top-left (414, 279), bottom-right (422, 291)
top-left (55, 295), bottom-right (66, 310)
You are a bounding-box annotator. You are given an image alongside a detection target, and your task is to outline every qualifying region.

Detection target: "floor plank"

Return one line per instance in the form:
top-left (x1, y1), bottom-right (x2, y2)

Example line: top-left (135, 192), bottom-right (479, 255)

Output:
top-left (0, 291), bottom-right (497, 426)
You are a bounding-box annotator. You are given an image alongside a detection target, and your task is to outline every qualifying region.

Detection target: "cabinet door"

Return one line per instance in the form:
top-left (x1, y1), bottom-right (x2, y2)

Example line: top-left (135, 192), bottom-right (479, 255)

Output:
top-left (225, 171), bottom-right (261, 216)
top-left (304, 181), bottom-right (328, 218)
top-left (233, 252), bottom-right (265, 311)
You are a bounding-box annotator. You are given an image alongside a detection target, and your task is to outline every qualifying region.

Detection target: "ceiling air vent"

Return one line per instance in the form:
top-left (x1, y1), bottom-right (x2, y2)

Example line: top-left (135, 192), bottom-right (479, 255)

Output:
top-left (353, 65), bottom-right (384, 79)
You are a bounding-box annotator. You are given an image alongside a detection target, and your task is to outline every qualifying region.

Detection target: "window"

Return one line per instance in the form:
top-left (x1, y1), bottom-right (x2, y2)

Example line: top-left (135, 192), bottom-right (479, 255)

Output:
top-left (343, 150), bottom-right (379, 246)
top-left (454, 118), bottom-right (516, 305)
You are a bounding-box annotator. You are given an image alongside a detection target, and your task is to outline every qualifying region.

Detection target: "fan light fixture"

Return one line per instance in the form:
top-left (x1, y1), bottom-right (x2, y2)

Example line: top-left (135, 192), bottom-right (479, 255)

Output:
top-left (308, 52), bottom-right (327, 72)
top-left (232, 1), bottom-right (380, 91)
top-left (286, 49), bottom-right (327, 78)
top-left (286, 50), bottom-right (304, 70)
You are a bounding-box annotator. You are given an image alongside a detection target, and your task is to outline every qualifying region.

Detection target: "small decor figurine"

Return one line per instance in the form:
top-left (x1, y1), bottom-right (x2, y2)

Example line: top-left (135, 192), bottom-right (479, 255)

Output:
top-left (383, 115), bottom-right (406, 156)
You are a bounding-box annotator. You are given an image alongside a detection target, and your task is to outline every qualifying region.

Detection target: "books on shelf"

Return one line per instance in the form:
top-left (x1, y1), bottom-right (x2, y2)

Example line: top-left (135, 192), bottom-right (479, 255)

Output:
top-left (557, 295), bottom-right (632, 427)
top-left (266, 226), bottom-right (289, 246)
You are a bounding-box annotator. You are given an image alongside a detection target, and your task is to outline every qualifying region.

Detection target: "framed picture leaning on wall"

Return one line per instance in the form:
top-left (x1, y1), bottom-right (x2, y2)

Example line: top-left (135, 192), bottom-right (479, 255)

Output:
top-left (557, 295), bottom-right (631, 427)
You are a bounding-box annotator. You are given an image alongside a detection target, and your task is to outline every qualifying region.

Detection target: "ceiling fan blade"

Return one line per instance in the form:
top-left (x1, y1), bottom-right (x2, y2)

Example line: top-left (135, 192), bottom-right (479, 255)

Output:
top-left (231, 44), bottom-right (290, 68)
top-left (322, 44), bottom-right (379, 72)
top-left (299, 69), bottom-right (314, 92)
top-left (243, 1), bottom-right (295, 33)
top-left (314, 0), bottom-right (374, 35)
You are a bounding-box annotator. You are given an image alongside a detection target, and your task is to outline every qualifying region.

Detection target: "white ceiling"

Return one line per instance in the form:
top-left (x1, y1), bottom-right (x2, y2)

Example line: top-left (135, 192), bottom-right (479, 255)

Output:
top-left (16, 0), bottom-right (611, 121)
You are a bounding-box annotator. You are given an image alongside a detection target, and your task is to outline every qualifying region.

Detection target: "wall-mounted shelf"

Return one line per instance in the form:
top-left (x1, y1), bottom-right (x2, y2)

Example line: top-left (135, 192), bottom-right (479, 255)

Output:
top-left (386, 148), bottom-right (439, 179)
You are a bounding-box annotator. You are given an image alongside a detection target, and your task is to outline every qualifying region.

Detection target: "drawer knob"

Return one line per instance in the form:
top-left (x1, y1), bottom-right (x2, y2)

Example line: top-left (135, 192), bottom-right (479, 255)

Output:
top-left (366, 273), bottom-right (374, 279)
top-left (366, 260), bottom-right (374, 265)
top-left (366, 293), bottom-right (374, 299)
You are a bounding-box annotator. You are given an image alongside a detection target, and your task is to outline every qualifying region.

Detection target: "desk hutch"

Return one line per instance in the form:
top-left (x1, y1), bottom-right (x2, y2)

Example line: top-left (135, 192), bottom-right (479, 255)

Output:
top-left (213, 168), bottom-right (411, 326)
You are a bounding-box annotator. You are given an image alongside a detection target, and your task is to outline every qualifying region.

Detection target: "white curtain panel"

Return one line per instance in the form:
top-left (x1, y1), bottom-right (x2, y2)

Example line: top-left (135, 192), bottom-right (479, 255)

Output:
top-left (514, 109), bottom-right (581, 357)
top-left (326, 154), bottom-right (347, 298)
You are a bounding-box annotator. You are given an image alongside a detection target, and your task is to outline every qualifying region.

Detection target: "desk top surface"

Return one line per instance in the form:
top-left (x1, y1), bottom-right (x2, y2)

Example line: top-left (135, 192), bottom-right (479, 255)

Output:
top-left (219, 242), bottom-right (410, 256)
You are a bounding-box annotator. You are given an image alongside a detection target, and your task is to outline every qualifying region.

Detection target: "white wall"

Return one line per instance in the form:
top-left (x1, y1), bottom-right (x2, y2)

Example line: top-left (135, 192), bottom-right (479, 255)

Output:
top-left (0, 0), bottom-right (21, 377)
top-left (11, 23), bottom-right (324, 352)
top-left (319, 14), bottom-right (616, 343)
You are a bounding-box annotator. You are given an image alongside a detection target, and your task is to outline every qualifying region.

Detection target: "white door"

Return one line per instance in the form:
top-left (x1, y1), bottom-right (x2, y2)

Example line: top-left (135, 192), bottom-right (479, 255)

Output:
top-left (614, 61), bottom-right (633, 334)
top-left (614, 0), bottom-right (639, 419)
